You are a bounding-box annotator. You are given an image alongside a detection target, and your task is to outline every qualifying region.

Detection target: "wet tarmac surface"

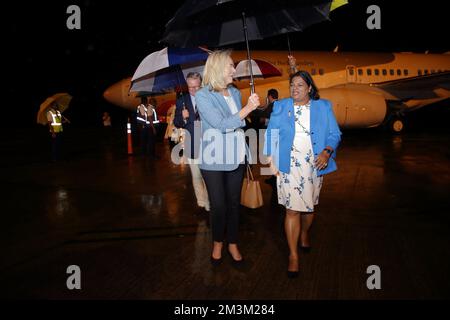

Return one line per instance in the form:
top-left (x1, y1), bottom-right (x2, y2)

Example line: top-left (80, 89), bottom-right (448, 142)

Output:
top-left (1, 122), bottom-right (449, 299)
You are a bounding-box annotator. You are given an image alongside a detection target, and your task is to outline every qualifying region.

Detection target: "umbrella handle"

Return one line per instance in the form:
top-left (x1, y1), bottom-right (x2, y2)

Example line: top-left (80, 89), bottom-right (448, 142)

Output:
top-left (242, 12), bottom-right (255, 95)
top-left (63, 115), bottom-right (71, 124)
top-left (287, 34), bottom-right (292, 57)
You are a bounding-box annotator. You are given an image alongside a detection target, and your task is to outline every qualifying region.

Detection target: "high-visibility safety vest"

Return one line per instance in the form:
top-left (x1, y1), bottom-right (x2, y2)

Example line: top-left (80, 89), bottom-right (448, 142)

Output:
top-left (49, 110), bottom-right (63, 133)
top-left (137, 104), bottom-right (160, 125)
top-left (137, 104), bottom-right (150, 125)
top-left (152, 108), bottom-right (160, 124)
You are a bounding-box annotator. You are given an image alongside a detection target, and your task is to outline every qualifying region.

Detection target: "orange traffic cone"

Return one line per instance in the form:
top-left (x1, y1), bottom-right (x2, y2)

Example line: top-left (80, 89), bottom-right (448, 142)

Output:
top-left (127, 117), bottom-right (133, 155)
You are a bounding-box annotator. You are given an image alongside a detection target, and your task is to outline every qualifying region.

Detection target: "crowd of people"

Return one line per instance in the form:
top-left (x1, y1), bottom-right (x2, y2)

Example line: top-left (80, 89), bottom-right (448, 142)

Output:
top-left (46, 51), bottom-right (342, 278)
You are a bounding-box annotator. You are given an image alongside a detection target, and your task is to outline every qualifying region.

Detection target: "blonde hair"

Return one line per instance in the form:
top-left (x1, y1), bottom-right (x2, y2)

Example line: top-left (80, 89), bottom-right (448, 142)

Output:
top-left (202, 49), bottom-right (233, 92)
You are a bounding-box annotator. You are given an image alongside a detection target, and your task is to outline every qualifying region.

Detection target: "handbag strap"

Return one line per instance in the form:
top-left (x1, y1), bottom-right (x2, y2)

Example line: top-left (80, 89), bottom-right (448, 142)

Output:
top-left (246, 164), bottom-right (254, 181)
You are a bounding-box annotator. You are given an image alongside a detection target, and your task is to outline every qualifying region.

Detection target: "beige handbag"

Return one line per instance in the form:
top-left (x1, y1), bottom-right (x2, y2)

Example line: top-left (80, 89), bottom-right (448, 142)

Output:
top-left (241, 165), bottom-right (264, 209)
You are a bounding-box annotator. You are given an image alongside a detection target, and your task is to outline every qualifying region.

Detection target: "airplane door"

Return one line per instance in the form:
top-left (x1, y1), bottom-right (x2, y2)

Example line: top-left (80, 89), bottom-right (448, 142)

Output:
top-left (346, 65), bottom-right (357, 83)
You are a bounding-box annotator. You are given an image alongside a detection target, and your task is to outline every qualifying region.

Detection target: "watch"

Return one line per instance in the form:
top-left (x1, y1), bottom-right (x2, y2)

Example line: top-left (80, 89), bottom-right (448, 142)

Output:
top-left (324, 148), bottom-right (333, 156)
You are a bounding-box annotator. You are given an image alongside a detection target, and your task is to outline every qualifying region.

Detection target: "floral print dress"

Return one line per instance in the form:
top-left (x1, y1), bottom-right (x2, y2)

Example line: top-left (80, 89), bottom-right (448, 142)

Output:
top-left (276, 102), bottom-right (323, 212)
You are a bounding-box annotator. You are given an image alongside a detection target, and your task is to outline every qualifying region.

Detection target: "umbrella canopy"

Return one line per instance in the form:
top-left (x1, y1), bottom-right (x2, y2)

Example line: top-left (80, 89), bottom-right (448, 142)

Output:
top-left (160, 0), bottom-right (336, 92)
top-left (37, 93), bottom-right (72, 125)
top-left (130, 63), bottom-right (205, 94)
top-left (130, 47), bottom-right (208, 94)
top-left (161, 0), bottom-right (334, 48)
top-left (331, 0), bottom-right (348, 11)
top-left (234, 59), bottom-right (281, 80)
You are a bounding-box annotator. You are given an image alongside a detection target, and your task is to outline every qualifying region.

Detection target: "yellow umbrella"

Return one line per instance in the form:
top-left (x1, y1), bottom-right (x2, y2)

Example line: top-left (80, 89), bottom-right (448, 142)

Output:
top-left (331, 0), bottom-right (348, 12)
top-left (37, 93), bottom-right (72, 125)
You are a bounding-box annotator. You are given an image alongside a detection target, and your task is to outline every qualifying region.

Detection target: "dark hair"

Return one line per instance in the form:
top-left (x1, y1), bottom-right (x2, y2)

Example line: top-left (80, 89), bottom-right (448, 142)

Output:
top-left (267, 88), bottom-right (278, 100)
top-left (289, 70), bottom-right (320, 100)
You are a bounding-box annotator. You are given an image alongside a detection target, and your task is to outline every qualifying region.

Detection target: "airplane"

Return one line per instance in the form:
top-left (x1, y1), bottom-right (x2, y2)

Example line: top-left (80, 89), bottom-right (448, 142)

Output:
top-left (103, 50), bottom-right (450, 133)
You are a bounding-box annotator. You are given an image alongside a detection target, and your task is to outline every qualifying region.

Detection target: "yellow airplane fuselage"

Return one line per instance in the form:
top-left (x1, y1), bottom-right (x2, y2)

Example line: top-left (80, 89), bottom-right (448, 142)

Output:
top-left (103, 50), bottom-right (450, 128)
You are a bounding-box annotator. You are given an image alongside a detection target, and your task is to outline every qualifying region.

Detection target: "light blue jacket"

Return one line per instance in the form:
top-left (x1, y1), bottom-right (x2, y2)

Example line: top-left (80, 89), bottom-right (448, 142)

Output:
top-left (264, 98), bottom-right (342, 176)
top-left (196, 85), bottom-right (247, 171)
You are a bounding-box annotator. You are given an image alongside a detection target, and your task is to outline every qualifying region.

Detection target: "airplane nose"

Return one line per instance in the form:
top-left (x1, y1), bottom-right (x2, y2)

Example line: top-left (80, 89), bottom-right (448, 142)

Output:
top-left (102, 77), bottom-right (140, 111)
top-left (103, 82), bottom-right (124, 106)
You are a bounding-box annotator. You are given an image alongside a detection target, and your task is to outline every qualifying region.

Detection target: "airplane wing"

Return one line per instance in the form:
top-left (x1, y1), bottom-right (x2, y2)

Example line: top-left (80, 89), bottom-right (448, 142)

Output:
top-left (372, 71), bottom-right (450, 100)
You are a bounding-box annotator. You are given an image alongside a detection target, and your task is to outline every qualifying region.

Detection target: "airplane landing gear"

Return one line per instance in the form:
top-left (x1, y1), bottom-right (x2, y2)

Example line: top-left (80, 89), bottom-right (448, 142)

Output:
top-left (389, 116), bottom-right (405, 133)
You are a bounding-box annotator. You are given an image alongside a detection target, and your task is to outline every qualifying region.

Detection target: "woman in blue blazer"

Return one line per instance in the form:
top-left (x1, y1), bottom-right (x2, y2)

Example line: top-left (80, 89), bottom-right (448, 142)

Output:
top-left (196, 50), bottom-right (260, 265)
top-left (264, 70), bottom-right (341, 277)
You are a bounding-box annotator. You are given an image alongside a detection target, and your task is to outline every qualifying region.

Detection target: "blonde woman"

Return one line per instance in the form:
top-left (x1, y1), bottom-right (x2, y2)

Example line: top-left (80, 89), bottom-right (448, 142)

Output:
top-left (196, 50), bottom-right (260, 265)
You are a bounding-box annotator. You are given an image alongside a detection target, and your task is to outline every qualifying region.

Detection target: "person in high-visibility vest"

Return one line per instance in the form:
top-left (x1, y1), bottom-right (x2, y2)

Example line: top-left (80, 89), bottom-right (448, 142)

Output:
top-left (136, 97), bottom-right (158, 158)
top-left (46, 103), bottom-right (70, 162)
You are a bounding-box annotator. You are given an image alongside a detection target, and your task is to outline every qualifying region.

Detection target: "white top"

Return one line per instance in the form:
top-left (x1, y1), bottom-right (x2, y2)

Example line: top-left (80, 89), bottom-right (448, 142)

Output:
top-left (223, 94), bottom-right (238, 114)
top-left (293, 103), bottom-right (311, 150)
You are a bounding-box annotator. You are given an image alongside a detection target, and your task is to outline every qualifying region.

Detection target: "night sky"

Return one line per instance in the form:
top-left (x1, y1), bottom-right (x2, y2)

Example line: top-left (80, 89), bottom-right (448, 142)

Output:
top-left (4, 0), bottom-right (449, 128)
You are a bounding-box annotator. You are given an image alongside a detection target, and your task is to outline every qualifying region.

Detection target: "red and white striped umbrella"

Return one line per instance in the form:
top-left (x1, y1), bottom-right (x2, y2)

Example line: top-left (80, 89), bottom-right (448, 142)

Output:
top-left (234, 59), bottom-right (281, 80)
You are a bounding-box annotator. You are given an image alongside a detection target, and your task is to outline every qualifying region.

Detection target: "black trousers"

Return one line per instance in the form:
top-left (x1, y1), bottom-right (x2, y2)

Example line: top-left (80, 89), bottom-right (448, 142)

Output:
top-left (201, 164), bottom-right (245, 243)
top-left (140, 125), bottom-right (155, 156)
top-left (51, 133), bottom-right (62, 162)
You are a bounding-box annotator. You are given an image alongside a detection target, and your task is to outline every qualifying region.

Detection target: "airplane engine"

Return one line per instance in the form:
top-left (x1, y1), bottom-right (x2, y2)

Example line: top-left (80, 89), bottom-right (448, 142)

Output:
top-left (320, 88), bottom-right (387, 128)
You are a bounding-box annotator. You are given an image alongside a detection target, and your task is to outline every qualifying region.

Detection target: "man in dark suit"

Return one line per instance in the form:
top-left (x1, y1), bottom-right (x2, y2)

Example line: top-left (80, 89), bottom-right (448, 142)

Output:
top-left (260, 88), bottom-right (278, 129)
top-left (174, 72), bottom-right (210, 212)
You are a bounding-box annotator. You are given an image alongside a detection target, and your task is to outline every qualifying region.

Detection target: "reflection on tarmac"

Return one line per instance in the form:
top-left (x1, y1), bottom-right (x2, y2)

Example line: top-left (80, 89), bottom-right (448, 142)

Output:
top-left (0, 127), bottom-right (449, 299)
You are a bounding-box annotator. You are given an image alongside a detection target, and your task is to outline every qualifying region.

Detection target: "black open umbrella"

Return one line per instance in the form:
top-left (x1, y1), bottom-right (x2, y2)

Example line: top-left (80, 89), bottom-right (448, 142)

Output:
top-left (160, 0), bottom-right (335, 92)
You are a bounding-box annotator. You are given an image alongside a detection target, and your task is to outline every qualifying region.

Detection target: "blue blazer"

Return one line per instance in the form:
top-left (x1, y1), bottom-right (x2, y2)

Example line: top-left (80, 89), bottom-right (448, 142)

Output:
top-left (264, 98), bottom-right (342, 176)
top-left (173, 93), bottom-right (199, 159)
top-left (195, 85), bottom-right (247, 171)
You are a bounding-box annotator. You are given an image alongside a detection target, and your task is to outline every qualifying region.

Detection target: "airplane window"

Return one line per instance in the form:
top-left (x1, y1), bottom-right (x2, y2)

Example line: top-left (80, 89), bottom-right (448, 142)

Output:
top-left (424, 69), bottom-right (429, 75)
top-left (311, 68), bottom-right (316, 75)
top-left (397, 69), bottom-right (401, 76)
top-left (431, 69), bottom-right (435, 74)
top-left (374, 69), bottom-right (379, 76)
top-left (349, 68), bottom-right (354, 76)
top-left (403, 69), bottom-right (408, 76)
top-left (390, 69), bottom-right (395, 76)
top-left (358, 69), bottom-right (363, 76)
top-left (367, 69), bottom-right (372, 76)
top-left (382, 69), bottom-right (387, 76)
top-left (319, 68), bottom-right (324, 75)
top-left (418, 69), bottom-right (422, 76)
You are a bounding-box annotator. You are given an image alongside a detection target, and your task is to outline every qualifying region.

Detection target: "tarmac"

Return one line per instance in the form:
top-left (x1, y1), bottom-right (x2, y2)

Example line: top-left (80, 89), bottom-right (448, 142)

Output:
top-left (1, 113), bottom-right (449, 300)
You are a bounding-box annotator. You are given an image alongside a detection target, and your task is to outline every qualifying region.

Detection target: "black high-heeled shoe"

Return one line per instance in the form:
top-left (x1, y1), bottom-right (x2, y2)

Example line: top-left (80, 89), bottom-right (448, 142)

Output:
top-left (210, 256), bottom-right (223, 266)
top-left (300, 245), bottom-right (312, 253)
top-left (287, 257), bottom-right (299, 278)
top-left (227, 250), bottom-right (244, 265)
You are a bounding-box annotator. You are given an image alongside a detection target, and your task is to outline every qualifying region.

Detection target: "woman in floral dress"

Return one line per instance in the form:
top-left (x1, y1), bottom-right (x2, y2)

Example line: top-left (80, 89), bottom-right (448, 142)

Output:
top-left (264, 70), bottom-right (341, 278)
